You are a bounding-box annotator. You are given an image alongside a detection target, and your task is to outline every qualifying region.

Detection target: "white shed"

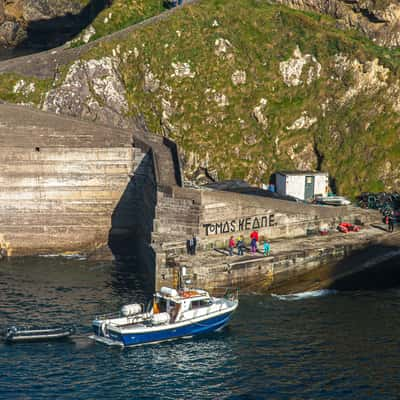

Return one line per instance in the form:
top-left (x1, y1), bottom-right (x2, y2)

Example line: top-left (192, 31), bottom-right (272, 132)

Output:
top-left (275, 171), bottom-right (329, 201)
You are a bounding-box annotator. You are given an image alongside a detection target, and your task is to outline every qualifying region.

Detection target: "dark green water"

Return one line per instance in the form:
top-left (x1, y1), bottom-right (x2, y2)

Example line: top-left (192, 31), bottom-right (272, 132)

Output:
top-left (1, 257), bottom-right (400, 399)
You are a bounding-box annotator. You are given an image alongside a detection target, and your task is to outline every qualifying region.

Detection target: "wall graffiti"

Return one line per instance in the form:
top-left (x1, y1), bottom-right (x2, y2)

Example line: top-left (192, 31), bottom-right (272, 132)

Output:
top-left (203, 214), bottom-right (276, 236)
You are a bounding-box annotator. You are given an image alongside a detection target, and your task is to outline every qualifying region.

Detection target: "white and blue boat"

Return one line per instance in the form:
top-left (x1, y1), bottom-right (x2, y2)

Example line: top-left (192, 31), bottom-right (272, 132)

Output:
top-left (90, 287), bottom-right (238, 347)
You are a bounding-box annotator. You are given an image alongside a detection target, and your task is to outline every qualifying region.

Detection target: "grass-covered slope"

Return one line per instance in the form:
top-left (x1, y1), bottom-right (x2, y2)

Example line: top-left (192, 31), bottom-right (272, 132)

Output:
top-left (3, 0), bottom-right (400, 196)
top-left (70, 0), bottom-right (167, 45)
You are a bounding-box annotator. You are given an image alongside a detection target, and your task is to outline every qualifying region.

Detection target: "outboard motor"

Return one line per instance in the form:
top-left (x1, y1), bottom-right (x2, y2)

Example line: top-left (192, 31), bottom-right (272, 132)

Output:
top-left (121, 304), bottom-right (142, 317)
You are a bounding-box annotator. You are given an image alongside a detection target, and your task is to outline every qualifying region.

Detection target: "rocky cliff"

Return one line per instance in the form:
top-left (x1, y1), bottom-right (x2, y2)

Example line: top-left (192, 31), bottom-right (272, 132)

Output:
top-left (273, 0), bottom-right (400, 48)
top-left (1, 0), bottom-right (400, 196)
top-left (0, 0), bottom-right (109, 49)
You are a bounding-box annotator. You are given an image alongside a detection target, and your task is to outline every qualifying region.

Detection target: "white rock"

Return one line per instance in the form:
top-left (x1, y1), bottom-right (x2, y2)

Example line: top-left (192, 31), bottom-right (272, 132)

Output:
top-left (43, 57), bottom-right (129, 128)
top-left (214, 92), bottom-right (229, 107)
top-left (13, 80), bottom-right (36, 96)
top-left (279, 45), bottom-right (321, 87)
top-left (253, 98), bottom-right (268, 129)
top-left (214, 38), bottom-right (232, 57)
top-left (286, 111), bottom-right (317, 130)
top-left (334, 54), bottom-right (390, 104)
top-left (82, 25), bottom-right (96, 44)
top-left (144, 65), bottom-right (160, 92)
top-left (171, 61), bottom-right (195, 78)
top-left (231, 70), bottom-right (246, 86)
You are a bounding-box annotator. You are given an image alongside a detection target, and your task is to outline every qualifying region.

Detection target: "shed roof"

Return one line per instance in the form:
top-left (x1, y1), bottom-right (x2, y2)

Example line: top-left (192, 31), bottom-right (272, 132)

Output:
top-left (277, 171), bottom-right (328, 177)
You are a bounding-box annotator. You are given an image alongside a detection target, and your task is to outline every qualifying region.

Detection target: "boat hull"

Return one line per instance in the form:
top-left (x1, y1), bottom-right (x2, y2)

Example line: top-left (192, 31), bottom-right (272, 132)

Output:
top-left (92, 309), bottom-right (235, 347)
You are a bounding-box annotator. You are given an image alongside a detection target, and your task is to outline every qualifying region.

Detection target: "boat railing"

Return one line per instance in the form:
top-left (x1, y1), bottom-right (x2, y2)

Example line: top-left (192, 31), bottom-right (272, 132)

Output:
top-left (211, 287), bottom-right (239, 301)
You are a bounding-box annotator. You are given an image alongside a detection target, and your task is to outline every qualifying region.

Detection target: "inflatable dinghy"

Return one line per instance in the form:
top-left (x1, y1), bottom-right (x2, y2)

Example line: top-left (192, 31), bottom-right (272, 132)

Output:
top-left (5, 326), bottom-right (75, 343)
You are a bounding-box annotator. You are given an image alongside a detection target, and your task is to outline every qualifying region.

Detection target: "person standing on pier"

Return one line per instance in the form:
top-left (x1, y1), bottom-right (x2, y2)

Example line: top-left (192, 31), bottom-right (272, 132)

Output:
top-left (191, 235), bottom-right (197, 255)
top-left (250, 237), bottom-right (257, 255)
top-left (388, 215), bottom-right (394, 232)
top-left (237, 236), bottom-right (244, 255)
top-left (228, 236), bottom-right (235, 256)
top-left (250, 230), bottom-right (258, 255)
top-left (263, 240), bottom-right (270, 256)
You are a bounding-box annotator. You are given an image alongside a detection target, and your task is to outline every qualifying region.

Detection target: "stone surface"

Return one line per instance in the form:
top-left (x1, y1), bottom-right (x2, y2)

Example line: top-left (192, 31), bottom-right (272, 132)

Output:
top-left (43, 56), bottom-right (130, 129)
top-left (286, 111), bottom-right (317, 130)
top-left (0, 0), bottom-right (91, 47)
top-left (0, 103), bottom-right (140, 256)
top-left (231, 70), bottom-right (246, 86)
top-left (273, 0), bottom-right (400, 48)
top-left (280, 45), bottom-right (321, 87)
top-left (252, 98), bottom-right (268, 129)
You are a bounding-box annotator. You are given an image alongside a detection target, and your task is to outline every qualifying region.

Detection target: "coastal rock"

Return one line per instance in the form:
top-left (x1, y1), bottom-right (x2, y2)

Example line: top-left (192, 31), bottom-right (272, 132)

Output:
top-left (82, 25), bottom-right (96, 44)
top-left (214, 92), bottom-right (229, 107)
top-left (43, 57), bottom-right (130, 128)
top-left (0, 20), bottom-right (24, 46)
top-left (161, 98), bottom-right (176, 135)
top-left (286, 112), bottom-right (317, 130)
top-left (273, 0), bottom-right (400, 48)
top-left (334, 55), bottom-right (389, 104)
top-left (279, 45), bottom-right (321, 87)
top-left (287, 142), bottom-right (317, 170)
top-left (144, 65), bottom-right (160, 93)
top-left (22, 0), bottom-right (85, 21)
top-left (171, 62), bottom-right (195, 79)
top-left (231, 70), bottom-right (246, 86)
top-left (214, 38), bottom-right (232, 57)
top-left (252, 98), bottom-right (269, 129)
top-left (13, 79), bottom-right (35, 96)
top-left (0, 0), bottom-right (92, 48)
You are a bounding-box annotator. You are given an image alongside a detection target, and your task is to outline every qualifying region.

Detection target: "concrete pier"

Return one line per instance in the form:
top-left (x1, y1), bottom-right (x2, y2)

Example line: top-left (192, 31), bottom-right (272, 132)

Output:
top-left (1, 103), bottom-right (399, 294)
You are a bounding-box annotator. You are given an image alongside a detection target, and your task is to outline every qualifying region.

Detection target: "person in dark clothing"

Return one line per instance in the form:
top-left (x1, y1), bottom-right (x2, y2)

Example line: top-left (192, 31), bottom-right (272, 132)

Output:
top-left (389, 215), bottom-right (395, 232)
top-left (237, 236), bottom-right (244, 255)
top-left (186, 239), bottom-right (191, 255)
top-left (191, 236), bottom-right (197, 255)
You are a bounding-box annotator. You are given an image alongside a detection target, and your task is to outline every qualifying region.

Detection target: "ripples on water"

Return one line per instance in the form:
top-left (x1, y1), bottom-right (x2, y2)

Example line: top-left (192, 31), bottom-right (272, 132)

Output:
top-left (1, 257), bottom-right (400, 399)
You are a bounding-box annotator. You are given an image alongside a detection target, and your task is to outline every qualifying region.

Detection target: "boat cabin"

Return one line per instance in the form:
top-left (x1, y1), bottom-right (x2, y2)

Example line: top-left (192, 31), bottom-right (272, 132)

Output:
top-left (153, 287), bottom-right (215, 322)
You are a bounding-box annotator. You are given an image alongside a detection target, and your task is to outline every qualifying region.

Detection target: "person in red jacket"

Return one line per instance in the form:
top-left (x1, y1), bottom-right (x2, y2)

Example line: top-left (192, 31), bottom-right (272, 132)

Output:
top-left (250, 230), bottom-right (259, 242)
top-left (228, 236), bottom-right (235, 256)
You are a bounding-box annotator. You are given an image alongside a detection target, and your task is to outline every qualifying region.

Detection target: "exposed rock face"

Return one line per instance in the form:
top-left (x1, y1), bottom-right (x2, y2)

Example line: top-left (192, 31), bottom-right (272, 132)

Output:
top-left (252, 98), bottom-right (269, 129)
top-left (43, 56), bottom-right (130, 129)
top-left (280, 45), bottom-right (321, 86)
top-left (231, 69), bottom-right (246, 86)
top-left (274, 0), bottom-right (400, 48)
top-left (286, 111), bottom-right (317, 130)
top-left (0, 0), bottom-right (97, 48)
top-left (171, 61), bottom-right (195, 79)
top-left (333, 55), bottom-right (390, 104)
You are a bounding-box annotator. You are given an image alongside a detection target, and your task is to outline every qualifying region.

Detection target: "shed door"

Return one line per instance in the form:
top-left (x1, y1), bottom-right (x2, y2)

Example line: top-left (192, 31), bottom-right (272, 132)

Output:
top-left (304, 176), bottom-right (315, 201)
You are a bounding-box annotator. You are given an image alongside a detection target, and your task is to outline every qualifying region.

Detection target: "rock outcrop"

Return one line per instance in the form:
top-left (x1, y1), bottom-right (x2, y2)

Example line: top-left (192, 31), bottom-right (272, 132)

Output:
top-left (274, 0), bottom-right (400, 48)
top-left (0, 0), bottom-right (106, 49)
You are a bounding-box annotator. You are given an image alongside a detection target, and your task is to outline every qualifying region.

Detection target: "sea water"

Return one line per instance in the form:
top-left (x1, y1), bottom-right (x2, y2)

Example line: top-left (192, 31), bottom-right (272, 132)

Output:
top-left (1, 257), bottom-right (400, 400)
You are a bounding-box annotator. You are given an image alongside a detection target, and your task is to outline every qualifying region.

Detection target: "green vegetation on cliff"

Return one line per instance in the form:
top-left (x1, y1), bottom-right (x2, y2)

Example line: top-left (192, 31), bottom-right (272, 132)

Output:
top-left (3, 0), bottom-right (400, 196)
top-left (71, 0), bottom-right (166, 46)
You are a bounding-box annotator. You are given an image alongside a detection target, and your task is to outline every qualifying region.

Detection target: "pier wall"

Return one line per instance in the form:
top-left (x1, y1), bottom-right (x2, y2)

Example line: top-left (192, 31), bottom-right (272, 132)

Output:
top-left (0, 104), bottom-right (142, 256)
top-left (156, 229), bottom-right (400, 294)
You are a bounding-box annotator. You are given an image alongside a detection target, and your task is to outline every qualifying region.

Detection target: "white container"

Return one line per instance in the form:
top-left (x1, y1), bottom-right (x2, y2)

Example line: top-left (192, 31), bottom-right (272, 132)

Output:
top-left (121, 304), bottom-right (142, 316)
top-left (160, 287), bottom-right (178, 297)
top-left (151, 312), bottom-right (170, 325)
